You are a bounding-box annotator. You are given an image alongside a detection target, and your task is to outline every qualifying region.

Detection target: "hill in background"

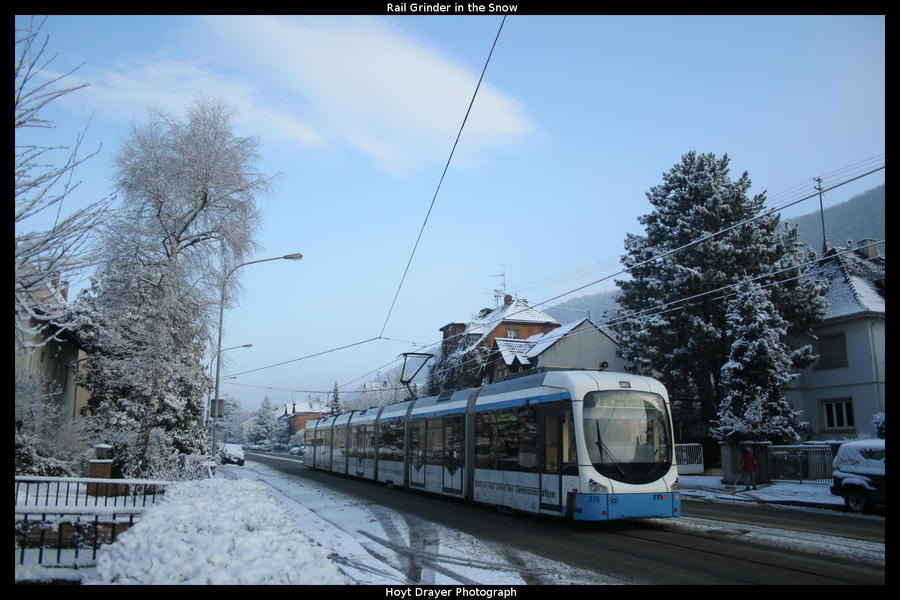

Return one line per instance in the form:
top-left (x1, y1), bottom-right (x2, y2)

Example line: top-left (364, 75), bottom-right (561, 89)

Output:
top-left (544, 183), bottom-right (885, 326)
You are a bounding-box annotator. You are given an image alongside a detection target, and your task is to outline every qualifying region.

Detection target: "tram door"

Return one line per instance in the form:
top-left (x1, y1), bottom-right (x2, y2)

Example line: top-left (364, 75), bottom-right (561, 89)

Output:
top-left (408, 420), bottom-right (426, 488)
top-left (442, 415), bottom-right (464, 494)
top-left (538, 403), bottom-right (563, 513)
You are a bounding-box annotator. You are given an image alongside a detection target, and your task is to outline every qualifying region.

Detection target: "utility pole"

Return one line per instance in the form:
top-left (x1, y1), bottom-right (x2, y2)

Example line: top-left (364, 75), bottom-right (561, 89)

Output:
top-left (814, 176), bottom-right (828, 254)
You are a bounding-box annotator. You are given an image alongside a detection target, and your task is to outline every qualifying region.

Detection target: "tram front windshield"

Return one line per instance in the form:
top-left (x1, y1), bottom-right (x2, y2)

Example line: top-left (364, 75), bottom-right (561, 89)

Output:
top-left (583, 390), bottom-right (673, 484)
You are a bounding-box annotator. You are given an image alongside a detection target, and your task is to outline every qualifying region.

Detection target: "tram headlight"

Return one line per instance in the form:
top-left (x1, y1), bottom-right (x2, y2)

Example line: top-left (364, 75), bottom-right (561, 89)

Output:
top-left (671, 476), bottom-right (680, 491)
top-left (588, 479), bottom-right (608, 494)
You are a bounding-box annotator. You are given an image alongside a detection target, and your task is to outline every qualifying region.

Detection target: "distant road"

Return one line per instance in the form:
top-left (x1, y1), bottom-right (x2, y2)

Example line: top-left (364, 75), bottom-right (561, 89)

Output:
top-left (246, 453), bottom-right (884, 585)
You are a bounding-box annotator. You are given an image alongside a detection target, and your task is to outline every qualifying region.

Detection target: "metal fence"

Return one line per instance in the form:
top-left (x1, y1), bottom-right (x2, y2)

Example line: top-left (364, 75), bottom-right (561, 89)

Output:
top-left (674, 443), bottom-right (705, 474)
top-left (768, 445), bottom-right (834, 485)
top-left (14, 476), bottom-right (171, 570)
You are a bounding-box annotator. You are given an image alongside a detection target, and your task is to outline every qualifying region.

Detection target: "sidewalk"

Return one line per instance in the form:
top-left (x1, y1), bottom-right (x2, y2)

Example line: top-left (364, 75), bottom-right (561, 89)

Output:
top-left (679, 472), bottom-right (846, 511)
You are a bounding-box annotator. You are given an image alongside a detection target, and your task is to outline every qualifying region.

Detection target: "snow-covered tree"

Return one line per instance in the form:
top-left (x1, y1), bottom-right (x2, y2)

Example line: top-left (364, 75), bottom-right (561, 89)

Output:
top-left (248, 397), bottom-right (278, 443)
top-left (72, 96), bottom-right (271, 475)
top-left (616, 152), bottom-right (827, 433)
top-left (15, 375), bottom-right (81, 476)
top-left (426, 343), bottom-right (489, 394)
top-left (15, 16), bottom-right (113, 351)
top-left (74, 253), bottom-right (211, 477)
top-left (218, 396), bottom-right (247, 443)
top-left (329, 383), bottom-right (343, 416)
top-left (710, 282), bottom-right (807, 443)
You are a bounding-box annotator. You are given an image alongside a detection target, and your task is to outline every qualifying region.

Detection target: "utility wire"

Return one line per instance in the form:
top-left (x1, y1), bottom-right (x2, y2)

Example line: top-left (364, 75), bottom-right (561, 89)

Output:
top-left (224, 161), bottom-right (883, 385)
top-left (379, 16), bottom-right (507, 338)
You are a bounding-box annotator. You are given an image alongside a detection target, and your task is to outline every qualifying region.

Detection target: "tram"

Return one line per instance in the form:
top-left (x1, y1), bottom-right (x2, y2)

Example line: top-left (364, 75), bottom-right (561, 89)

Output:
top-left (303, 369), bottom-right (681, 520)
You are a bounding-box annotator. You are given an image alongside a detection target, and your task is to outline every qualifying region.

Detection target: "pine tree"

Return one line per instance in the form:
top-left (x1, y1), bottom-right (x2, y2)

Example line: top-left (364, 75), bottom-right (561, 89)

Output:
top-left (616, 151), bottom-right (827, 436)
top-left (249, 397), bottom-right (277, 443)
top-left (710, 282), bottom-right (807, 442)
top-left (329, 383), bottom-right (342, 416)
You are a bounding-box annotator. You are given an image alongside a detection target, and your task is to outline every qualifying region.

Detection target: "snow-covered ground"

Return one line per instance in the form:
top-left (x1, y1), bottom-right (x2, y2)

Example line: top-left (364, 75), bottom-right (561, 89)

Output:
top-left (16, 458), bottom-right (884, 585)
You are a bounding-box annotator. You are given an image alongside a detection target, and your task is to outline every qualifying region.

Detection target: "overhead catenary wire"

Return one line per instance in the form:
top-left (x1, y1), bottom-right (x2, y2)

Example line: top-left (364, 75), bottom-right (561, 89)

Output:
top-left (222, 161), bottom-right (884, 390)
top-left (508, 155), bottom-right (885, 299)
top-left (378, 16), bottom-right (507, 338)
top-left (418, 242), bottom-right (885, 384)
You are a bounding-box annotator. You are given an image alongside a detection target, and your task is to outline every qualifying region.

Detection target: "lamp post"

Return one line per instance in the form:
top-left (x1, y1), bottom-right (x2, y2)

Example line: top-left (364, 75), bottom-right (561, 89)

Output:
top-left (212, 253), bottom-right (303, 451)
top-left (207, 344), bottom-right (252, 438)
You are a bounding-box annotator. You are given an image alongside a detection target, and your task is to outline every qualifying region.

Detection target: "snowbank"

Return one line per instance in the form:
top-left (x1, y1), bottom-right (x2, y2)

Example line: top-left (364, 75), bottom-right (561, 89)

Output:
top-left (94, 477), bottom-right (349, 585)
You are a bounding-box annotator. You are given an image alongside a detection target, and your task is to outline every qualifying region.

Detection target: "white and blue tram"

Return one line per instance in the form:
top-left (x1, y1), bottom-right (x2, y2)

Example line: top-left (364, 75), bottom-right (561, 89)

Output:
top-left (304, 369), bottom-right (681, 520)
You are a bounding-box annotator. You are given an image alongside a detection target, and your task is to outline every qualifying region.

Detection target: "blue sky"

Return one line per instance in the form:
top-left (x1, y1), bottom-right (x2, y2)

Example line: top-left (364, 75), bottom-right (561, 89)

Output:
top-left (15, 14), bottom-right (884, 412)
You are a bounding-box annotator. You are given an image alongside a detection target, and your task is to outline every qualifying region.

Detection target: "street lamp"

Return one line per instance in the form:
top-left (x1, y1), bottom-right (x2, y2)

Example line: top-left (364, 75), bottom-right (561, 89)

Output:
top-left (206, 344), bottom-right (252, 434)
top-left (212, 253), bottom-right (303, 450)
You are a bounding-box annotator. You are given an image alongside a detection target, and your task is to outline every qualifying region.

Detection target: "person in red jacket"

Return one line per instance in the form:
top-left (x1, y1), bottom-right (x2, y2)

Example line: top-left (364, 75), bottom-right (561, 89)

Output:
top-left (741, 447), bottom-right (758, 491)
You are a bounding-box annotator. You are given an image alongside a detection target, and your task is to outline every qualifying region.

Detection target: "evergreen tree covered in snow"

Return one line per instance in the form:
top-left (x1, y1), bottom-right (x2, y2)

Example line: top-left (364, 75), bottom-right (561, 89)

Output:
top-left (217, 396), bottom-right (247, 443)
top-left (329, 382), bottom-right (343, 416)
top-left (249, 397), bottom-right (278, 443)
top-left (74, 253), bottom-right (211, 478)
top-left (616, 152), bottom-right (826, 436)
top-left (710, 282), bottom-right (807, 442)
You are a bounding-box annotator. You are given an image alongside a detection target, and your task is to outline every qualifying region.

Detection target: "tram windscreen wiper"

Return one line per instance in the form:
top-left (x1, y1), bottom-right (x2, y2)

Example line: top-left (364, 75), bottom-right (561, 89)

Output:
top-left (595, 421), bottom-right (628, 477)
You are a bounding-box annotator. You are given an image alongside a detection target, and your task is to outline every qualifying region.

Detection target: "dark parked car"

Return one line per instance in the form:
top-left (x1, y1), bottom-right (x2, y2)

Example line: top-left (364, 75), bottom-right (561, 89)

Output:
top-left (830, 439), bottom-right (885, 513)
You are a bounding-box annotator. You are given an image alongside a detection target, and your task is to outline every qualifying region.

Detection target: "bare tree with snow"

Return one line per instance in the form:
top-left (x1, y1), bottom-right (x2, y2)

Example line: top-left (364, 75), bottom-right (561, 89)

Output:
top-left (15, 16), bottom-right (113, 351)
top-left (73, 96), bottom-right (273, 476)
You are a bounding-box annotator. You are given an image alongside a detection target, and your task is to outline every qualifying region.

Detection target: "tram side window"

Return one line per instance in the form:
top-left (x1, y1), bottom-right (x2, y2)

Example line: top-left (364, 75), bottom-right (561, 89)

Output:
top-left (379, 421), bottom-right (404, 462)
top-left (475, 407), bottom-right (539, 472)
top-left (475, 412), bottom-right (494, 469)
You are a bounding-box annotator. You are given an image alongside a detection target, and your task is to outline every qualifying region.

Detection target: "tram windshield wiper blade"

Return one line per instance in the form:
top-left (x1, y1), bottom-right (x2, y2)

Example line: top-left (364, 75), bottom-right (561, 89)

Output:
top-left (596, 421), bottom-right (628, 477)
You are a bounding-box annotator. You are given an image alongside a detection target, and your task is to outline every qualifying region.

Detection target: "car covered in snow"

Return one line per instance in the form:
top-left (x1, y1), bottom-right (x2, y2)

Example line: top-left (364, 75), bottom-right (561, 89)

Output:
top-left (289, 446), bottom-right (305, 456)
top-left (219, 443), bottom-right (245, 466)
top-left (830, 439), bottom-right (884, 513)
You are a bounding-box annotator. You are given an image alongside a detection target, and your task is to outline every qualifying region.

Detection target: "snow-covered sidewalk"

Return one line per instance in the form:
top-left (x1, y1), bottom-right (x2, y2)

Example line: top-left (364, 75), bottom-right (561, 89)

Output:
top-left (16, 460), bottom-right (877, 585)
top-left (678, 474), bottom-right (847, 509)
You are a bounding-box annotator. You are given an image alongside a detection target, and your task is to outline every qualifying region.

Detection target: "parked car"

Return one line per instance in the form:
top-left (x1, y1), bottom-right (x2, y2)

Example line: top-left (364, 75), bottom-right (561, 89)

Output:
top-left (289, 446), bottom-right (305, 456)
top-left (219, 443), bottom-right (245, 466)
top-left (830, 439), bottom-right (885, 513)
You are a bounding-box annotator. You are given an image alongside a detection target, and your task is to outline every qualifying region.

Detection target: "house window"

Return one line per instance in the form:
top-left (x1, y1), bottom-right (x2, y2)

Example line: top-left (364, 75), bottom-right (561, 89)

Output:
top-left (815, 333), bottom-right (848, 369)
top-left (821, 398), bottom-right (855, 431)
top-left (506, 328), bottom-right (520, 339)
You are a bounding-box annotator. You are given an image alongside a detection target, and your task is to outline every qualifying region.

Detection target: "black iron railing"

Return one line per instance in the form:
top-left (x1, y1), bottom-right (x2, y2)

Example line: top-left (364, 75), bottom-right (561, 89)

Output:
top-left (14, 476), bottom-right (170, 569)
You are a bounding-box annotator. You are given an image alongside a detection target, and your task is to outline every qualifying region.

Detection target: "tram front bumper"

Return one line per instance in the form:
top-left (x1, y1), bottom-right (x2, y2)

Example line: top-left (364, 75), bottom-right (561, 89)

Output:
top-left (570, 492), bottom-right (681, 520)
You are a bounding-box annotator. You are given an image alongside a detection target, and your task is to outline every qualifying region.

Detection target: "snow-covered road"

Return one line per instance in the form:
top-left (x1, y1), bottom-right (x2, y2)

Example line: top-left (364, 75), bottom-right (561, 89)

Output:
top-left (18, 459), bottom-right (883, 585)
top-left (219, 461), bottom-right (635, 585)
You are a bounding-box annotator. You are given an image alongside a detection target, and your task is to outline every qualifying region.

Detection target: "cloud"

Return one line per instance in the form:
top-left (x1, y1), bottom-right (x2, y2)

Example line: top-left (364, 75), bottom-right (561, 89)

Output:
top-left (54, 16), bottom-right (532, 175)
top-left (201, 15), bottom-right (534, 172)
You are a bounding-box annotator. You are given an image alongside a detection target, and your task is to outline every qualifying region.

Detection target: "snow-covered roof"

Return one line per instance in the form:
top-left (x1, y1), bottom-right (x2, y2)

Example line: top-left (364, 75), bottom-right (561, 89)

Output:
top-left (494, 338), bottom-right (534, 366)
top-left (457, 299), bottom-right (559, 352)
top-left (807, 245), bottom-right (885, 320)
top-left (524, 318), bottom-right (586, 358)
top-left (491, 318), bottom-right (604, 366)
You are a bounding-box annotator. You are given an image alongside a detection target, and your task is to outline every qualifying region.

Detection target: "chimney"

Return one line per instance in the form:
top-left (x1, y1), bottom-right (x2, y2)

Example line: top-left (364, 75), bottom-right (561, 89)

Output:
top-left (504, 294), bottom-right (513, 306)
top-left (857, 238), bottom-right (879, 259)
